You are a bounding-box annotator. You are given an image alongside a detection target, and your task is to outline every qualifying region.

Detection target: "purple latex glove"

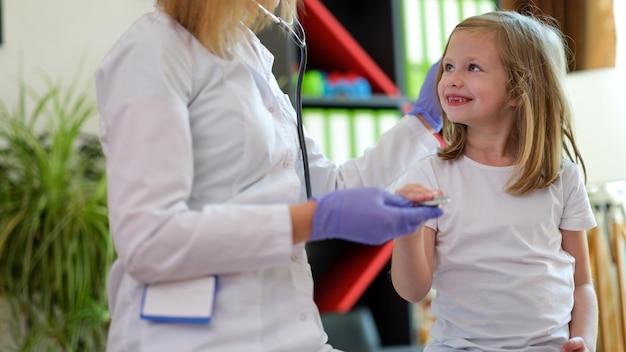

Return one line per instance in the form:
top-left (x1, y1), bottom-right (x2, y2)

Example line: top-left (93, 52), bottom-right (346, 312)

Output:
top-left (310, 187), bottom-right (443, 245)
top-left (408, 61), bottom-right (443, 132)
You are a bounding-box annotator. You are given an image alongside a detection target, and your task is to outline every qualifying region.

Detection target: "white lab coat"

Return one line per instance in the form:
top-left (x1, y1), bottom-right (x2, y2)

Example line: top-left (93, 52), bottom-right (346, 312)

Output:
top-left (96, 8), bottom-right (439, 352)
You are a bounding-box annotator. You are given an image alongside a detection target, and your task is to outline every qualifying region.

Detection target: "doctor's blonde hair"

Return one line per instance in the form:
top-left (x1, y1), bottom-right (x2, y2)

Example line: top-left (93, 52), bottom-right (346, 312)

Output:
top-left (157, 0), bottom-right (299, 58)
top-left (437, 10), bottom-right (587, 195)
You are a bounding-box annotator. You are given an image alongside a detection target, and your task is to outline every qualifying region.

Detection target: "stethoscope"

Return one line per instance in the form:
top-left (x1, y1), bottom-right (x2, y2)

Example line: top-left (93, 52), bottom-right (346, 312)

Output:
top-left (254, 1), bottom-right (312, 199)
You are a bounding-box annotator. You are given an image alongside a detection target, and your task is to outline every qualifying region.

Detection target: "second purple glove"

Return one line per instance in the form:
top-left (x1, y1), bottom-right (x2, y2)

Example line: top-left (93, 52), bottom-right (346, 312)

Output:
top-left (310, 187), bottom-right (443, 245)
top-left (408, 61), bottom-right (443, 132)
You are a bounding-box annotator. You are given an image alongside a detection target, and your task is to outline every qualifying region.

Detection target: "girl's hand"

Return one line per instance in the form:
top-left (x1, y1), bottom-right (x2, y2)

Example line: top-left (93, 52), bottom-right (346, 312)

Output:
top-left (394, 183), bottom-right (443, 205)
top-left (560, 337), bottom-right (589, 352)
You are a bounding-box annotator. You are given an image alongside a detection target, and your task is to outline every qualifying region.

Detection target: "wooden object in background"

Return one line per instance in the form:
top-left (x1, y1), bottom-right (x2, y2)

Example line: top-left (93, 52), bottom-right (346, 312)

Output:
top-left (589, 204), bottom-right (626, 352)
top-left (498, 0), bottom-right (616, 71)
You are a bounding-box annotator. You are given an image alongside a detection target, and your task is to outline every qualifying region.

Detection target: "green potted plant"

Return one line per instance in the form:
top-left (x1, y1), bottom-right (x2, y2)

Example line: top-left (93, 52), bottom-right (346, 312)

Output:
top-left (0, 72), bottom-right (114, 351)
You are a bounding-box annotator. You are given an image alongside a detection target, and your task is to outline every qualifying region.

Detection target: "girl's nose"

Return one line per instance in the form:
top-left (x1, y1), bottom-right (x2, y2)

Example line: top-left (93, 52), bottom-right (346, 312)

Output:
top-left (445, 74), bottom-right (462, 88)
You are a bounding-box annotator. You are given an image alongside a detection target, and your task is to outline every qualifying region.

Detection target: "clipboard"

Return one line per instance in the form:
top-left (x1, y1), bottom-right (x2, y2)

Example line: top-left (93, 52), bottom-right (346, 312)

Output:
top-left (140, 275), bottom-right (218, 324)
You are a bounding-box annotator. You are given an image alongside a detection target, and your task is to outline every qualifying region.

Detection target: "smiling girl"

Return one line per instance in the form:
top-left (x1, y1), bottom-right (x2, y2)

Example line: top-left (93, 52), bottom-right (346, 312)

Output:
top-left (391, 11), bottom-right (598, 352)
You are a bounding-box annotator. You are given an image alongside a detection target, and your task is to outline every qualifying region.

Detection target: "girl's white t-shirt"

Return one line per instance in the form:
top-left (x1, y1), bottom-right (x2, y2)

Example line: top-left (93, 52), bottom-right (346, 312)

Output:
top-left (406, 155), bottom-right (597, 352)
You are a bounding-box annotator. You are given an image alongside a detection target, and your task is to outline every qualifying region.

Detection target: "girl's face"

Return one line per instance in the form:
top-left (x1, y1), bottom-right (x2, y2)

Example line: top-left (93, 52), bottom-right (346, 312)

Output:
top-left (438, 30), bottom-right (516, 130)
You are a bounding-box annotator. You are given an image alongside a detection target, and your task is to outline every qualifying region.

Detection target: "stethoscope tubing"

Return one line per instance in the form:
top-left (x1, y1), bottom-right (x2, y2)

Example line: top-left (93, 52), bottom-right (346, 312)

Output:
top-left (255, 0), bottom-right (311, 198)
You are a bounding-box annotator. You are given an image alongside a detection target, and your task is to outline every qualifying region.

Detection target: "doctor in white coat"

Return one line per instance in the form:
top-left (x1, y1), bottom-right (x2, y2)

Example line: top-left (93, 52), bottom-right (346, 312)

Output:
top-left (95, 0), bottom-right (444, 351)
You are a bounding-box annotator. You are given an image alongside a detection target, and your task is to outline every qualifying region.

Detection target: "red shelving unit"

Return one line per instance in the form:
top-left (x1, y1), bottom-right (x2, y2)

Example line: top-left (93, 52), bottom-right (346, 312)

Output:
top-left (313, 241), bottom-right (394, 313)
top-left (298, 0), bottom-right (402, 315)
top-left (300, 0), bottom-right (400, 97)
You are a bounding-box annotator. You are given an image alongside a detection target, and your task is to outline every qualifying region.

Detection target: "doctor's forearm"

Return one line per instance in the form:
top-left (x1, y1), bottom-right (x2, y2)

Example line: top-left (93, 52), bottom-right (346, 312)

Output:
top-left (289, 201), bottom-right (316, 244)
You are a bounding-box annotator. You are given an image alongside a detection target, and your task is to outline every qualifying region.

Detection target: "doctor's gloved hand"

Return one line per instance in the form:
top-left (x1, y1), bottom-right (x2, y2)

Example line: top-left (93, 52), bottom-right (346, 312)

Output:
top-left (309, 187), bottom-right (443, 245)
top-left (408, 60), bottom-right (443, 132)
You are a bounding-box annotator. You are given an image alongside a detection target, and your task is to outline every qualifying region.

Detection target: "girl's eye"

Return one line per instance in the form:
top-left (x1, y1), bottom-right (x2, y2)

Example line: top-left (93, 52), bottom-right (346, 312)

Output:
top-left (444, 63), bottom-right (454, 72)
top-left (469, 64), bottom-right (480, 72)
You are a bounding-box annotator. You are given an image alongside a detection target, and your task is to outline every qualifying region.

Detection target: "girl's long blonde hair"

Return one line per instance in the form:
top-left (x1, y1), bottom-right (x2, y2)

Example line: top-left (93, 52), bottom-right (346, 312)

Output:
top-left (437, 10), bottom-right (587, 195)
top-left (157, 0), bottom-right (299, 58)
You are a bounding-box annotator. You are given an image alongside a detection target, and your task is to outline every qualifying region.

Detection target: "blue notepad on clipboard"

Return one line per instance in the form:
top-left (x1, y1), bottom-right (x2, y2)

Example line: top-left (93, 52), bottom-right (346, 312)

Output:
top-left (140, 275), bottom-right (218, 324)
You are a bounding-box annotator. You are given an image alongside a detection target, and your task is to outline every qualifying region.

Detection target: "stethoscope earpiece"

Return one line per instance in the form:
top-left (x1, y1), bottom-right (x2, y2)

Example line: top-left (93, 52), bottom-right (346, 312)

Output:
top-left (252, 0), bottom-right (306, 49)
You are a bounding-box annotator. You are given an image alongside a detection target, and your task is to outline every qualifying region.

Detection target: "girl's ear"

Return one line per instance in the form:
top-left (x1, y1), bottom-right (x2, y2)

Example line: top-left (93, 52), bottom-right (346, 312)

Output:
top-left (507, 89), bottom-right (521, 107)
top-left (508, 97), bottom-right (520, 107)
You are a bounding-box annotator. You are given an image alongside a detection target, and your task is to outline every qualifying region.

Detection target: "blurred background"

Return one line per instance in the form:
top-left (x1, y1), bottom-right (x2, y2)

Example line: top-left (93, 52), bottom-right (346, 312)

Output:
top-left (0, 0), bottom-right (624, 351)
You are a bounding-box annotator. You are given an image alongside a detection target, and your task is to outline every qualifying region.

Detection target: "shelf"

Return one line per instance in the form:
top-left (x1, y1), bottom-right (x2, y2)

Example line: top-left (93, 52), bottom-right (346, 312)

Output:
top-left (303, 94), bottom-right (407, 110)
